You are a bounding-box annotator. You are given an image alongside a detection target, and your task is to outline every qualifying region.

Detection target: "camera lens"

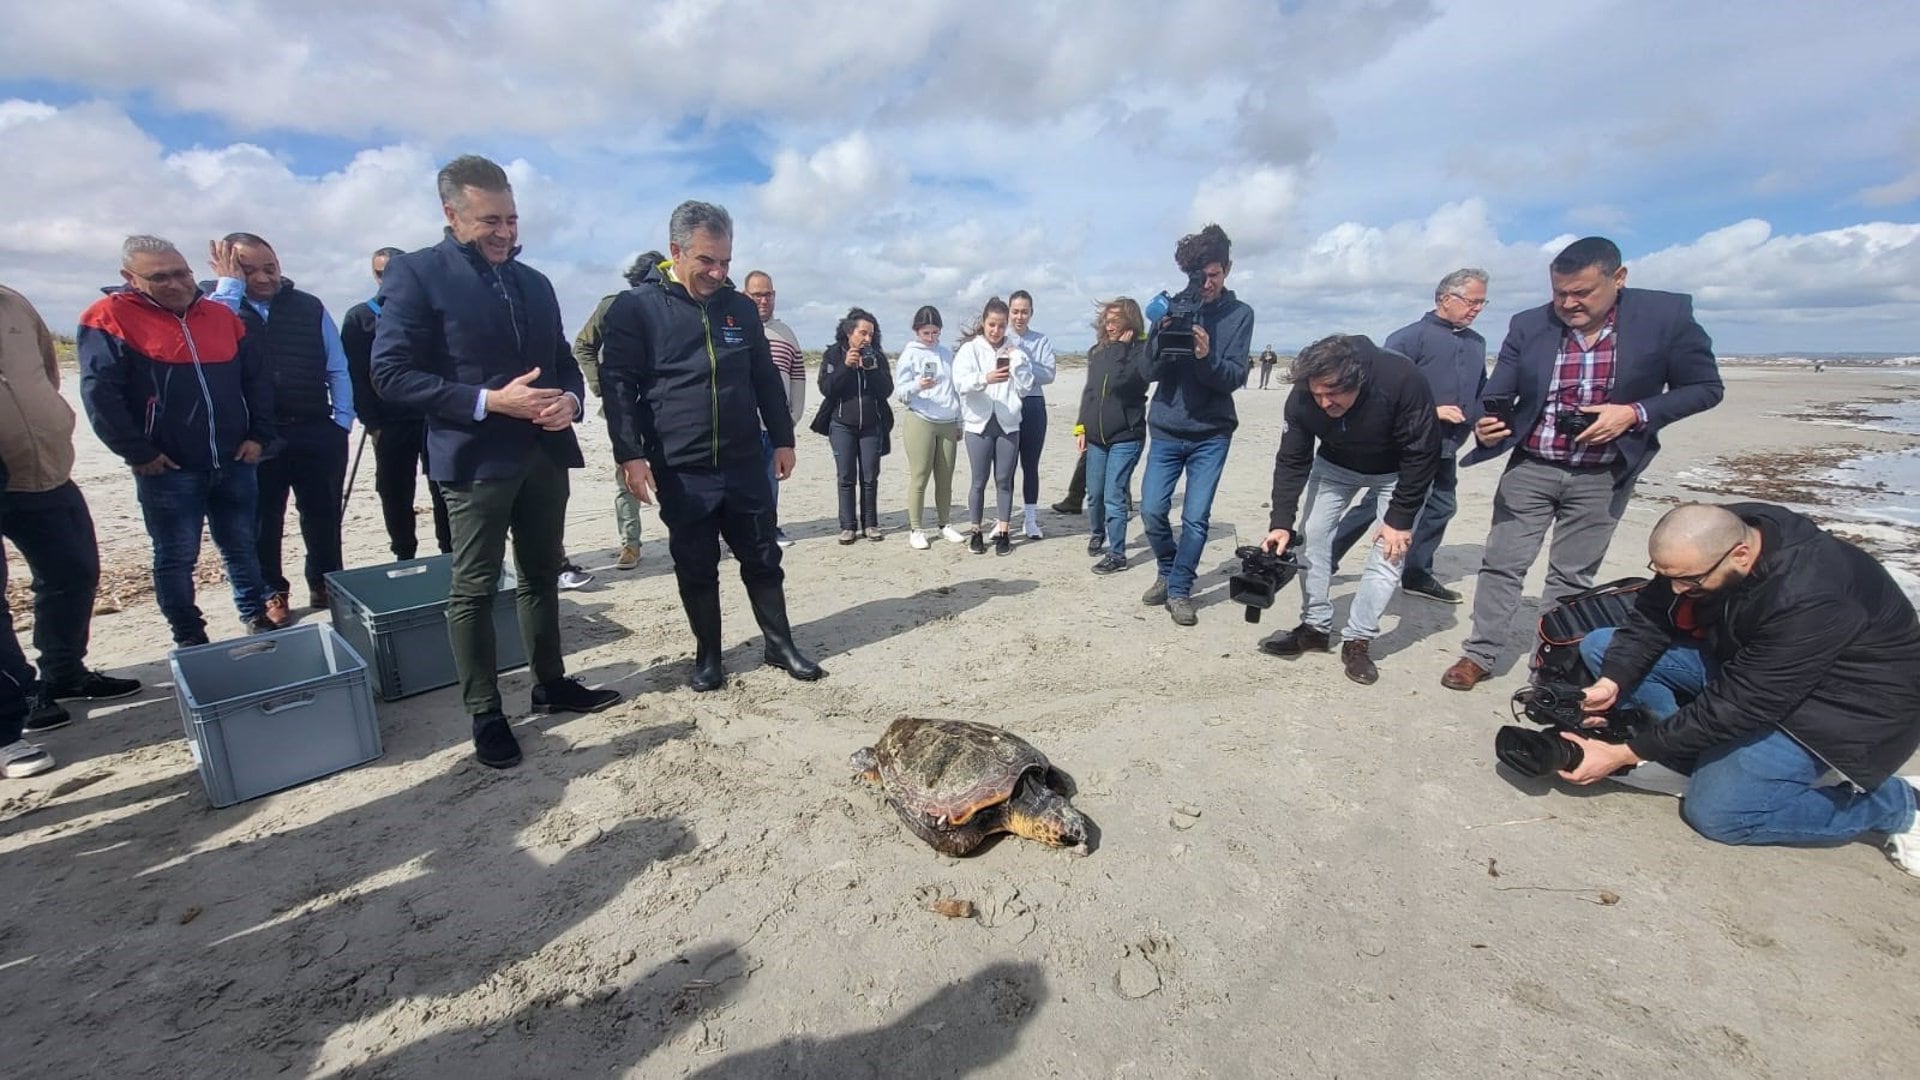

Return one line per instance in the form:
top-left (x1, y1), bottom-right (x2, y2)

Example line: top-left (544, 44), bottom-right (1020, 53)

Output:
top-left (1494, 726), bottom-right (1583, 778)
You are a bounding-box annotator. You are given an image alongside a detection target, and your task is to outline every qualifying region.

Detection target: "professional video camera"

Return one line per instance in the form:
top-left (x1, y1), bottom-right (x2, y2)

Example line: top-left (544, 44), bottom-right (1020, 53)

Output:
top-left (1155, 268), bottom-right (1209, 364)
top-left (1493, 682), bottom-right (1646, 778)
top-left (1228, 544), bottom-right (1299, 624)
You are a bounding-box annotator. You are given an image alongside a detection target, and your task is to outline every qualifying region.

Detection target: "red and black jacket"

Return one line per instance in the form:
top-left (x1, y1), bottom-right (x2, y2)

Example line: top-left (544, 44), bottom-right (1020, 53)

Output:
top-left (78, 288), bottom-right (276, 470)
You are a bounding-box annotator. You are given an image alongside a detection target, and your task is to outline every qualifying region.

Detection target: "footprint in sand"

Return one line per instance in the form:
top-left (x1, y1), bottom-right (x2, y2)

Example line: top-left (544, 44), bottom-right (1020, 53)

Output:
top-left (1114, 934), bottom-right (1173, 1000)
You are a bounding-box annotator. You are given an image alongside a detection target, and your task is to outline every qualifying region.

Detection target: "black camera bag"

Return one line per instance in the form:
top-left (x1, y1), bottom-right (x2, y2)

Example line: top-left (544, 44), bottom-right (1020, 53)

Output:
top-left (1530, 576), bottom-right (1649, 685)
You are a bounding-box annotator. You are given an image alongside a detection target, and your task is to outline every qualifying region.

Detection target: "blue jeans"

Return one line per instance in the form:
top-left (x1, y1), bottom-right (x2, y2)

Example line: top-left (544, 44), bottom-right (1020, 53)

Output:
top-left (1296, 459), bottom-right (1401, 641)
top-left (1581, 628), bottom-right (1916, 845)
top-left (1330, 452), bottom-right (1457, 581)
top-left (135, 464), bottom-right (269, 643)
top-left (1139, 434), bottom-right (1230, 599)
top-left (1085, 441), bottom-right (1143, 558)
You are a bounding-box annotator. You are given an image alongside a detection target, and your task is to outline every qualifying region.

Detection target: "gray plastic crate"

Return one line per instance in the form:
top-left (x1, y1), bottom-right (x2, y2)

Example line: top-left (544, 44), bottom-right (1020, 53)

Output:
top-left (324, 555), bottom-right (525, 701)
top-left (170, 625), bottom-right (382, 808)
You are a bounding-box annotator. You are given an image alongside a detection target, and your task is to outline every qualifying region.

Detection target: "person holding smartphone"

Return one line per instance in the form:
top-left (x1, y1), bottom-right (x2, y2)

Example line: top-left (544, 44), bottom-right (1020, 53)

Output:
top-left (894, 306), bottom-right (966, 550)
top-left (952, 297), bottom-right (1033, 555)
top-left (816, 307), bottom-right (894, 543)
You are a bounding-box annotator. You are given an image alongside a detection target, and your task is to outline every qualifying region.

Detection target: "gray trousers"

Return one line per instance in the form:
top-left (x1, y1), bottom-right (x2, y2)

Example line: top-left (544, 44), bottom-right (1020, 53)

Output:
top-left (1461, 454), bottom-right (1633, 669)
top-left (965, 417), bottom-right (1019, 527)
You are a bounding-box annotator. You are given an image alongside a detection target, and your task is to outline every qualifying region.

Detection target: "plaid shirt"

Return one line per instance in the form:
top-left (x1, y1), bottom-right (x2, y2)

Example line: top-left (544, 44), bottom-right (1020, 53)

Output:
top-left (1525, 307), bottom-right (1630, 466)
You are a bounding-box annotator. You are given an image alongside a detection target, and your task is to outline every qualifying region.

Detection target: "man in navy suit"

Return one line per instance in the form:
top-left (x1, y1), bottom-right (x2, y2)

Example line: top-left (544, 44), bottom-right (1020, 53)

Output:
top-left (372, 155), bottom-right (620, 768)
top-left (1441, 237), bottom-right (1724, 691)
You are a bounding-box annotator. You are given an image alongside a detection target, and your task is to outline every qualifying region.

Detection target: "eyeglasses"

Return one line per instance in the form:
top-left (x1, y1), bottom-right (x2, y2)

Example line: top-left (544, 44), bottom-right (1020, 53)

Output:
top-left (1651, 543), bottom-right (1738, 588)
top-left (1445, 294), bottom-right (1489, 308)
top-left (137, 270), bottom-right (195, 284)
top-left (745, 290), bottom-right (775, 300)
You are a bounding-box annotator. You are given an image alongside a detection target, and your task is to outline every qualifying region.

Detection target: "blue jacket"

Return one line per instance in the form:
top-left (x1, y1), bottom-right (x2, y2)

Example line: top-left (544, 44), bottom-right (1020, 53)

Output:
top-left (1383, 311), bottom-right (1486, 448)
top-left (1463, 288), bottom-right (1722, 485)
top-left (1147, 289), bottom-right (1254, 440)
top-left (369, 232), bottom-right (586, 483)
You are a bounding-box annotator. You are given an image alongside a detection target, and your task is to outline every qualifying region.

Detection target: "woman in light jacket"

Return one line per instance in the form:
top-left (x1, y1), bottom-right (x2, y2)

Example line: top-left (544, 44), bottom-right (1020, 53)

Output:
top-left (1076, 298), bottom-right (1153, 573)
top-left (894, 305), bottom-right (966, 550)
top-left (816, 307), bottom-right (894, 543)
top-left (951, 297), bottom-right (1033, 556)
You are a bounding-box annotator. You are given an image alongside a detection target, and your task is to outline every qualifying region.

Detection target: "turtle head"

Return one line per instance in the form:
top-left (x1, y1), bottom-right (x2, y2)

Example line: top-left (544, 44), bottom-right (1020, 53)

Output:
top-left (1004, 774), bottom-right (1091, 853)
top-left (849, 746), bottom-right (881, 783)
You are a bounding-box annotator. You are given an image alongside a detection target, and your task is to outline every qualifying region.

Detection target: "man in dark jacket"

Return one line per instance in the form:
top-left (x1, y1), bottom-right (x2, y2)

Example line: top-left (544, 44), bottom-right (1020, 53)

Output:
top-left (1329, 269), bottom-right (1490, 603)
top-left (205, 233), bottom-right (356, 625)
top-left (371, 155), bottom-right (619, 769)
top-left (1443, 237), bottom-right (1723, 691)
top-left (1559, 502), bottom-right (1920, 875)
top-left (1075, 300), bottom-right (1151, 572)
top-left (1257, 335), bottom-right (1439, 684)
top-left (1139, 224), bottom-right (1255, 627)
top-left (343, 246), bottom-right (449, 560)
top-left (80, 235), bottom-right (276, 645)
top-left (599, 200), bottom-right (822, 693)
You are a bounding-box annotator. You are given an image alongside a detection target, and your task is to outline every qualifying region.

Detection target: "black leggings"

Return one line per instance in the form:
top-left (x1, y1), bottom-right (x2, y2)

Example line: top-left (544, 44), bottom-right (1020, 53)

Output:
top-left (1017, 395), bottom-right (1047, 505)
top-left (966, 417), bottom-right (1019, 527)
top-left (829, 421), bottom-right (882, 530)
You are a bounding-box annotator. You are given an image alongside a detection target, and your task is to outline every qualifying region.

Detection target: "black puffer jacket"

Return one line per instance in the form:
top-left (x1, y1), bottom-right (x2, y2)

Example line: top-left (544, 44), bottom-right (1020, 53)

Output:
top-left (1603, 502), bottom-right (1920, 790)
top-left (597, 263), bottom-right (795, 469)
top-left (817, 343), bottom-right (895, 433)
top-left (1076, 338), bottom-right (1152, 447)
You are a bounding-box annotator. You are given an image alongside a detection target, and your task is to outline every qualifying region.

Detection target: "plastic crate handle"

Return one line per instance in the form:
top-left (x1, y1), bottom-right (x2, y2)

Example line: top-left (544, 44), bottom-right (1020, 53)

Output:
top-left (257, 691), bottom-right (317, 715)
top-left (385, 565), bottom-right (431, 579)
top-left (227, 640), bottom-right (278, 659)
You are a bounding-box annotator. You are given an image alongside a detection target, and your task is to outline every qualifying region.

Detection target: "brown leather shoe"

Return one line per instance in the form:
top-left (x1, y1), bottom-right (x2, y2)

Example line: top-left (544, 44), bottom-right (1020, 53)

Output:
top-left (1441, 656), bottom-right (1490, 691)
top-left (308, 586), bottom-right (331, 611)
top-left (1342, 640), bottom-right (1379, 685)
top-left (265, 592), bottom-right (296, 628)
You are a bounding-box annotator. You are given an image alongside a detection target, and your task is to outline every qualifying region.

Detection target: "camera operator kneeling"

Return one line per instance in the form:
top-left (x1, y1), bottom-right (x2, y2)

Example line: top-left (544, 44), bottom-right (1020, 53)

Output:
top-left (1561, 501), bottom-right (1920, 877)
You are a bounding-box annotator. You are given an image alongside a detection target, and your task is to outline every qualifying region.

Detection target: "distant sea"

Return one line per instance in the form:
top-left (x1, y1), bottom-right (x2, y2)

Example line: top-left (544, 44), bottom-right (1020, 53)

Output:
top-left (1825, 389), bottom-right (1920, 526)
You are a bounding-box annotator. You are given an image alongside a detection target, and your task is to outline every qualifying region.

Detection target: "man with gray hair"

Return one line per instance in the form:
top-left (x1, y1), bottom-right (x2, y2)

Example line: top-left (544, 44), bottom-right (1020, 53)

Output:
top-left (599, 200), bottom-right (823, 692)
top-left (372, 154), bottom-right (621, 770)
top-left (1329, 267), bottom-right (1491, 603)
top-left (1257, 334), bottom-right (1439, 684)
top-left (79, 235), bottom-right (276, 645)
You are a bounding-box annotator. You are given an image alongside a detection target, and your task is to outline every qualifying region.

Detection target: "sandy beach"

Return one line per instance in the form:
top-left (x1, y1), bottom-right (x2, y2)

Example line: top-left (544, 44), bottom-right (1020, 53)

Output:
top-left (3, 365), bottom-right (1918, 1078)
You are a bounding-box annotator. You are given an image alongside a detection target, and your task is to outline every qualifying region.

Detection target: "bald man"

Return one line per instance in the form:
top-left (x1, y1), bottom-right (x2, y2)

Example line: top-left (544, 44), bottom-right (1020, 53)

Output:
top-left (1558, 501), bottom-right (1920, 876)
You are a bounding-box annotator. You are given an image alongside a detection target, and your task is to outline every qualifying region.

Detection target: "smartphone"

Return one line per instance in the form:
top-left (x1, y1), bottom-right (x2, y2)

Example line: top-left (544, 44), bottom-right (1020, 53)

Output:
top-left (1481, 393), bottom-right (1518, 420)
top-left (996, 354), bottom-right (1010, 371)
top-left (919, 357), bottom-right (940, 378)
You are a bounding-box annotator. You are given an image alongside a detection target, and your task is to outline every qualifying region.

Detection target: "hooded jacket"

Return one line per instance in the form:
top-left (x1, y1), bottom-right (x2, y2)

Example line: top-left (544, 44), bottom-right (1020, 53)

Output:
top-left (598, 261), bottom-right (795, 469)
top-left (1076, 338), bottom-right (1152, 447)
top-left (894, 339), bottom-right (960, 423)
top-left (79, 287), bottom-right (275, 471)
top-left (818, 342), bottom-right (895, 433)
top-left (951, 336), bottom-right (1033, 435)
top-left (1147, 287), bottom-right (1254, 440)
top-left (1602, 502), bottom-right (1920, 791)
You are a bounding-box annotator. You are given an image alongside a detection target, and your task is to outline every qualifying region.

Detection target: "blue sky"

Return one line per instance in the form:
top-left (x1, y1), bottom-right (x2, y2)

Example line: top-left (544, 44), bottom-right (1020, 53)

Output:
top-left (1, 0), bottom-right (1916, 353)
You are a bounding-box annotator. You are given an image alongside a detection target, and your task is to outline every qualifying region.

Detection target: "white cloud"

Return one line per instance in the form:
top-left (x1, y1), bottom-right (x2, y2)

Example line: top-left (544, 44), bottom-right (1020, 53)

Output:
top-left (1190, 166), bottom-right (1308, 254)
top-left (757, 133), bottom-right (903, 231)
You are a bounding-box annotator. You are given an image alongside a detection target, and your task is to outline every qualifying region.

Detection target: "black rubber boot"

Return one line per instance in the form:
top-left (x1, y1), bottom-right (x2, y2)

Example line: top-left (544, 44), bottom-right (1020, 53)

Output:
top-left (683, 587), bottom-right (726, 692)
top-left (745, 581), bottom-right (825, 681)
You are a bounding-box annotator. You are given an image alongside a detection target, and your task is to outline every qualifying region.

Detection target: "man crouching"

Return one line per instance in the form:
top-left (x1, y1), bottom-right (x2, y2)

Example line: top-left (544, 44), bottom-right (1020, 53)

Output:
top-left (1563, 501), bottom-right (1920, 876)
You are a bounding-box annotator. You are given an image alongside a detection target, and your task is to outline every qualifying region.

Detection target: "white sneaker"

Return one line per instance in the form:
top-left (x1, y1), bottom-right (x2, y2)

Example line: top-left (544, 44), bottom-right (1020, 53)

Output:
top-left (1, 739), bottom-right (56, 779)
top-left (940, 525), bottom-right (967, 544)
top-left (1022, 506), bottom-right (1044, 540)
top-left (909, 530), bottom-right (931, 550)
top-left (775, 529), bottom-right (795, 549)
top-left (1886, 776), bottom-right (1920, 879)
top-left (558, 567), bottom-right (593, 590)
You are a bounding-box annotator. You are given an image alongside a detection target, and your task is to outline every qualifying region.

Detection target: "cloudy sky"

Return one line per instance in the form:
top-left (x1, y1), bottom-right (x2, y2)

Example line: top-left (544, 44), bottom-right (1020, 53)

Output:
top-left (2, 0), bottom-right (1917, 354)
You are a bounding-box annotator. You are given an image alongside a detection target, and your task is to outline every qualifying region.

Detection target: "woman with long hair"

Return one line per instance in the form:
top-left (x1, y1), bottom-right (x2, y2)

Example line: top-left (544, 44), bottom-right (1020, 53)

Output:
top-left (951, 297), bottom-right (1033, 555)
top-left (1076, 298), bottom-right (1153, 573)
top-left (816, 307), bottom-right (894, 543)
top-left (894, 305), bottom-right (966, 550)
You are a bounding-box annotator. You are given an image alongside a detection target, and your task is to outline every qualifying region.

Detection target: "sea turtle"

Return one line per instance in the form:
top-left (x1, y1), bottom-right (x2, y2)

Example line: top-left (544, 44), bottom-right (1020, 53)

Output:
top-left (851, 717), bottom-right (1090, 856)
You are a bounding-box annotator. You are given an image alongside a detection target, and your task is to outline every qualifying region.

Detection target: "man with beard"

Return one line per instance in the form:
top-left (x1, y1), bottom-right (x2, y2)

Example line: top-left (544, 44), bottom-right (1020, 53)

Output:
top-left (1561, 502), bottom-right (1920, 876)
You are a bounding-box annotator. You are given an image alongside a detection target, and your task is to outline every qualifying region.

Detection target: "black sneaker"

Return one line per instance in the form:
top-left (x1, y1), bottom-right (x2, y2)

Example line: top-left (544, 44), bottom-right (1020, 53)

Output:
top-left (1401, 576), bottom-right (1463, 604)
top-left (993, 531), bottom-right (1012, 557)
top-left (44, 670), bottom-right (143, 701)
top-left (1091, 555), bottom-right (1127, 575)
top-left (176, 632), bottom-right (211, 648)
top-left (1086, 536), bottom-right (1104, 557)
top-left (532, 677), bottom-right (622, 715)
top-left (472, 712), bottom-right (522, 769)
top-left (1050, 500), bottom-right (1082, 515)
top-left (246, 616), bottom-right (278, 634)
top-left (23, 688), bottom-right (71, 734)
top-left (968, 530), bottom-right (987, 555)
top-left (1142, 577), bottom-right (1168, 606)
top-left (1258, 623), bottom-right (1333, 658)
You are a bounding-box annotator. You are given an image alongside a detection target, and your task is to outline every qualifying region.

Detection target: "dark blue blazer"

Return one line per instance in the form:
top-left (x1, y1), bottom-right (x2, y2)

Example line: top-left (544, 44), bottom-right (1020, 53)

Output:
top-left (1463, 287), bottom-right (1722, 486)
top-left (369, 234), bottom-right (586, 483)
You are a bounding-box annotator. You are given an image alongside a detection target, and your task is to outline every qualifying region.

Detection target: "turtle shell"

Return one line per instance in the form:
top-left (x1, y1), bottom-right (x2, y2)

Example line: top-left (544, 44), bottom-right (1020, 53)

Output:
top-left (870, 717), bottom-right (1050, 826)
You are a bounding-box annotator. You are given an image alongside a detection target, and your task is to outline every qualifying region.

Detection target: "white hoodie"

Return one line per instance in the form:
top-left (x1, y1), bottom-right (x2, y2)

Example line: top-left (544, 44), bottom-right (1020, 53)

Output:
top-left (894, 339), bottom-right (961, 423)
top-left (951, 336), bottom-right (1034, 435)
